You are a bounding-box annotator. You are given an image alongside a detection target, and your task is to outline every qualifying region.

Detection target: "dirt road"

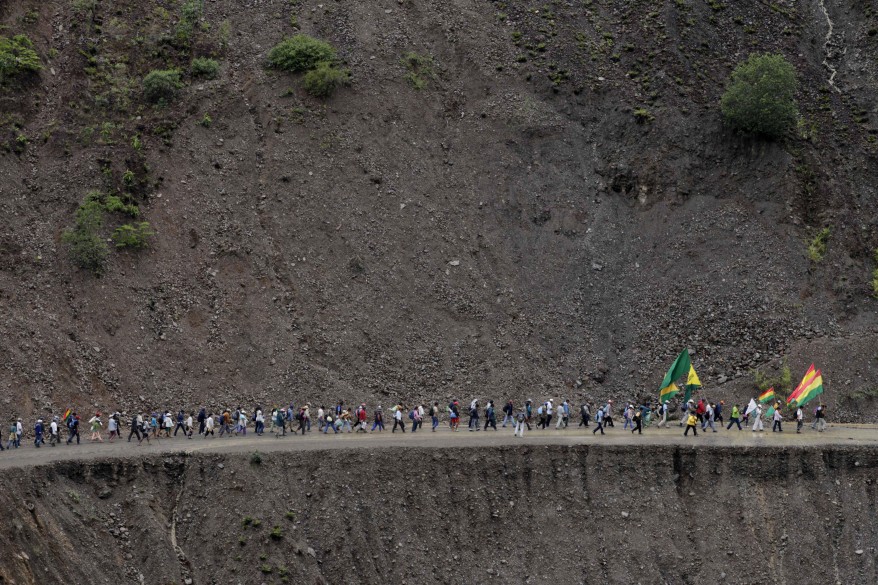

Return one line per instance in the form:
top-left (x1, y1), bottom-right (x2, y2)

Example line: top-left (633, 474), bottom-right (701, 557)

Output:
top-left (2, 422), bottom-right (876, 469)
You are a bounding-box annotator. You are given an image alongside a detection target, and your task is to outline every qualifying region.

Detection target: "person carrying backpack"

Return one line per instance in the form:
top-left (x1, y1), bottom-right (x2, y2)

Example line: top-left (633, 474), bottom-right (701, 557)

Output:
top-left (514, 409), bottom-right (527, 438)
top-left (66, 414), bottom-right (81, 445)
top-left (579, 402), bottom-right (590, 428)
top-left (371, 405), bottom-right (385, 432)
top-left (502, 400), bottom-right (514, 428)
top-left (484, 400), bottom-right (497, 431)
top-left (592, 408), bottom-right (605, 435)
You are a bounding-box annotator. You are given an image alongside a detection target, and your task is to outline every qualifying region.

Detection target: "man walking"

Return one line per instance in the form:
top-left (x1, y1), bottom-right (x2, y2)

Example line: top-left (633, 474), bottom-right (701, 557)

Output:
top-left (752, 404), bottom-right (765, 432)
top-left (592, 408), bottom-right (605, 435)
top-left (579, 402), bottom-right (590, 428)
top-left (684, 412), bottom-right (698, 437)
top-left (726, 404), bottom-right (742, 431)
top-left (502, 400), bottom-right (514, 428)
top-left (795, 405), bottom-right (804, 433)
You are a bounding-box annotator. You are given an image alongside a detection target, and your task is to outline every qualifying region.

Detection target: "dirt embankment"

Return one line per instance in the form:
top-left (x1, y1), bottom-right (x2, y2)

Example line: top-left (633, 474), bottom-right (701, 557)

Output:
top-left (0, 444), bottom-right (875, 584)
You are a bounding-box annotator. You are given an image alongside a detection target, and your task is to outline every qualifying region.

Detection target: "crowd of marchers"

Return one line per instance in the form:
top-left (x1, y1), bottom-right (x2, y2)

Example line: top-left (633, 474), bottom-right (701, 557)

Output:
top-left (2, 396), bottom-right (830, 450)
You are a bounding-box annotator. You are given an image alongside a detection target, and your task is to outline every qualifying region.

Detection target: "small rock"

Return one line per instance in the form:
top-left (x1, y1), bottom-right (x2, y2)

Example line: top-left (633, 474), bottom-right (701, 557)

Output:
top-left (448, 260), bottom-right (460, 266)
top-left (621, 511), bottom-right (629, 519)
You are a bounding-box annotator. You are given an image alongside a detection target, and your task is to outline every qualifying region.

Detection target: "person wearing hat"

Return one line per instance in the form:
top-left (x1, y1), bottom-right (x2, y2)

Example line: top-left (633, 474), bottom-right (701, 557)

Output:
top-left (49, 416), bottom-right (60, 446)
top-left (370, 405), bottom-right (385, 432)
top-left (356, 404), bottom-right (368, 432)
top-left (107, 413), bottom-right (118, 442)
top-left (513, 405), bottom-right (527, 437)
top-left (430, 401), bottom-right (440, 432)
top-left (66, 414), bottom-right (81, 445)
top-left (33, 419), bottom-right (45, 448)
top-left (657, 401), bottom-right (669, 428)
top-left (15, 418), bottom-right (23, 448)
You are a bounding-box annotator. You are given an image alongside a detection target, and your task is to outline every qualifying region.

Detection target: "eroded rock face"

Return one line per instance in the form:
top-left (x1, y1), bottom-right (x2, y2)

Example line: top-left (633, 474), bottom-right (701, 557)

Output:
top-left (0, 0), bottom-right (876, 423)
top-left (0, 444), bottom-right (876, 584)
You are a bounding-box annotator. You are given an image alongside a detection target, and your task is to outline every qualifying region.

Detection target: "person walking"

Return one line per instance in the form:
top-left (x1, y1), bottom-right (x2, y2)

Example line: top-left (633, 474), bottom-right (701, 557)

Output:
top-left (592, 408), bottom-right (605, 435)
top-left (556, 400), bottom-right (568, 429)
top-left (49, 416), bottom-right (60, 447)
top-left (197, 407), bottom-right (207, 436)
top-left (795, 405), bottom-right (804, 433)
top-left (524, 400), bottom-right (533, 431)
top-left (656, 401), bottom-right (669, 428)
top-left (138, 413), bottom-right (152, 445)
top-left (703, 403), bottom-right (717, 433)
top-left (513, 409), bottom-right (526, 438)
top-left (34, 419), bottom-right (45, 448)
top-left (484, 400), bottom-right (497, 431)
top-left (107, 414), bottom-right (119, 442)
top-left (66, 414), bottom-right (81, 445)
top-left (815, 404), bottom-right (827, 432)
top-left (87, 413), bottom-right (104, 442)
top-left (430, 402), bottom-right (440, 432)
top-left (752, 404), bottom-right (765, 432)
top-left (623, 404), bottom-right (633, 430)
top-left (631, 409), bottom-right (643, 435)
top-left (468, 399), bottom-right (480, 431)
top-left (603, 401), bottom-right (615, 427)
top-left (323, 411), bottom-right (338, 434)
top-left (715, 401), bottom-right (724, 425)
top-left (204, 413), bottom-right (216, 437)
top-left (726, 404), bottom-right (742, 431)
top-left (579, 402), bottom-right (590, 428)
top-left (772, 408), bottom-right (783, 433)
top-left (537, 403), bottom-right (546, 429)
top-left (254, 407), bottom-right (265, 435)
top-left (448, 401), bottom-right (460, 431)
top-left (411, 406), bottom-right (422, 432)
top-left (173, 410), bottom-right (186, 437)
top-left (392, 405), bottom-right (406, 433)
top-left (6, 419), bottom-right (16, 450)
top-left (684, 412), bottom-right (698, 436)
top-left (502, 400), bottom-right (514, 428)
top-left (371, 405), bottom-right (385, 432)
top-left (545, 400), bottom-right (554, 429)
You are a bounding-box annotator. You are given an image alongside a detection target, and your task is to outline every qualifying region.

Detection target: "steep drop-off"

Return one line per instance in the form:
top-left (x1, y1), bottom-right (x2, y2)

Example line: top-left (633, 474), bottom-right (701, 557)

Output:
top-left (0, 444), bottom-right (876, 584)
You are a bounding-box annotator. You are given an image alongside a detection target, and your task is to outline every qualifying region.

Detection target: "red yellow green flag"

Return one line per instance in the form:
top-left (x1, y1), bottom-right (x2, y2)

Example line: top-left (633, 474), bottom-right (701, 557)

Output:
top-left (787, 365), bottom-right (816, 404)
top-left (758, 388), bottom-right (775, 403)
top-left (789, 367), bottom-right (824, 407)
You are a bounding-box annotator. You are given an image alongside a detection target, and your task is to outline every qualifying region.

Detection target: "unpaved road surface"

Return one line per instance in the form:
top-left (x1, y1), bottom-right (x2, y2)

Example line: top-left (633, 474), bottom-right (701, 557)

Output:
top-left (3, 423), bottom-right (876, 469)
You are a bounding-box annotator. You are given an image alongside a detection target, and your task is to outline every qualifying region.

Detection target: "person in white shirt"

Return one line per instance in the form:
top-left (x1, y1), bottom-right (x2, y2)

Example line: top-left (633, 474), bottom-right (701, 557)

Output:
top-left (204, 414), bottom-right (215, 437)
top-left (49, 417), bottom-right (60, 446)
top-left (772, 408), bottom-right (783, 433)
top-left (752, 405), bottom-right (764, 432)
top-left (317, 407), bottom-right (326, 431)
top-left (185, 413), bottom-right (194, 439)
top-left (392, 404), bottom-right (406, 433)
top-left (795, 406), bottom-right (804, 433)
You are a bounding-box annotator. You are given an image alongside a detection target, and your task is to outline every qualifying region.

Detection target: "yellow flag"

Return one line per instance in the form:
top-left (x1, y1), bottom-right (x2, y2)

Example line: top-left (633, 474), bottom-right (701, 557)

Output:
top-left (686, 365), bottom-right (701, 388)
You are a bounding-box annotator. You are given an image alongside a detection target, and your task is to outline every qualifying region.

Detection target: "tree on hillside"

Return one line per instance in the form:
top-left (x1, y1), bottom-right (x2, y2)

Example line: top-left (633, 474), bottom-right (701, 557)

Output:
top-left (721, 53), bottom-right (798, 139)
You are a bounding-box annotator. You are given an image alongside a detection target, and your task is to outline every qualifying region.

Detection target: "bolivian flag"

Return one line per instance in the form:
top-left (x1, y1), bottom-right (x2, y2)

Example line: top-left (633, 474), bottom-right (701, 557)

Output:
top-left (658, 349), bottom-right (691, 403)
top-left (683, 365), bottom-right (702, 402)
top-left (788, 365), bottom-right (824, 407)
top-left (758, 388), bottom-right (775, 403)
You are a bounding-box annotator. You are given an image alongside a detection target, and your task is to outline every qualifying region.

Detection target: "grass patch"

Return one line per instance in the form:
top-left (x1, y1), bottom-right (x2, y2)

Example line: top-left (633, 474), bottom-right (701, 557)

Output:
top-left (143, 69), bottom-right (182, 104)
top-left (401, 52), bottom-right (435, 89)
top-left (807, 227), bottom-right (830, 263)
top-left (0, 35), bottom-right (42, 83)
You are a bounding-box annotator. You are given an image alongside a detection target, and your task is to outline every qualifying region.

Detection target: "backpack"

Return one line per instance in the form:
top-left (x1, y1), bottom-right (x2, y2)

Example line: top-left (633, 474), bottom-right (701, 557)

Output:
top-left (408, 410), bottom-right (415, 420)
top-left (516, 412), bottom-right (525, 422)
top-left (296, 411), bottom-right (304, 421)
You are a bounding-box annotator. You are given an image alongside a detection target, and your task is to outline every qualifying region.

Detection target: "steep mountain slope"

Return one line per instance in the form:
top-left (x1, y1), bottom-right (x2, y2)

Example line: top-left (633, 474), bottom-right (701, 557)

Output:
top-left (0, 0), bottom-right (876, 419)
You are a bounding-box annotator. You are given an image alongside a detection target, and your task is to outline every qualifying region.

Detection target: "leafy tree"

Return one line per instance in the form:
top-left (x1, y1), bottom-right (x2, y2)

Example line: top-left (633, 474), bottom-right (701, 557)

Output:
top-left (112, 222), bottom-right (154, 249)
top-left (720, 53), bottom-right (797, 139)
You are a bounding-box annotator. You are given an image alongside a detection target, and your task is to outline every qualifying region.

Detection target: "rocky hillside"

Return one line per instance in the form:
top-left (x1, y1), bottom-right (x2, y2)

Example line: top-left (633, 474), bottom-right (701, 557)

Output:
top-left (1, 444), bottom-right (876, 583)
top-left (0, 0), bottom-right (876, 420)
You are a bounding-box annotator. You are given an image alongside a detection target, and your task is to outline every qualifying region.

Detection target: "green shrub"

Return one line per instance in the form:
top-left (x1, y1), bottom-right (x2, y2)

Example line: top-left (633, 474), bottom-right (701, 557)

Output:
top-left (250, 451), bottom-right (262, 465)
top-left (268, 35), bottom-right (335, 73)
top-left (269, 525), bottom-right (283, 540)
top-left (175, 0), bottom-right (204, 45)
top-left (0, 35), bottom-right (43, 82)
top-left (401, 52), bottom-right (435, 89)
top-left (62, 199), bottom-right (109, 274)
top-left (199, 113), bottom-right (212, 127)
top-left (807, 227), bottom-right (830, 263)
top-left (143, 69), bottom-right (182, 103)
top-left (191, 57), bottom-right (219, 78)
top-left (633, 108), bottom-right (654, 124)
top-left (104, 194), bottom-right (139, 217)
top-left (303, 61), bottom-right (349, 98)
top-left (112, 222), bottom-right (154, 249)
top-left (721, 53), bottom-right (797, 139)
